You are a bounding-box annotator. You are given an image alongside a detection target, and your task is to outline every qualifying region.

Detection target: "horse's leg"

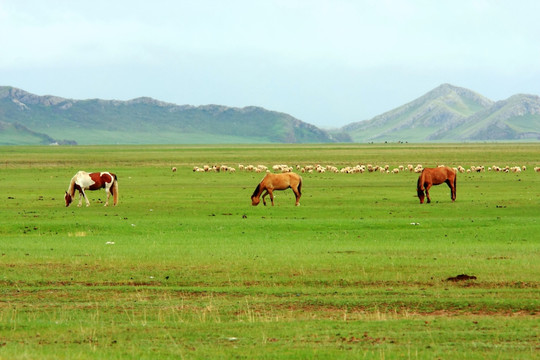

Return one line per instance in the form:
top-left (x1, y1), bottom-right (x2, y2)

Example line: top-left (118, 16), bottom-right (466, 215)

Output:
top-left (292, 186), bottom-right (301, 206)
top-left (77, 190), bottom-right (83, 207)
top-left (445, 180), bottom-right (455, 202)
top-left (104, 188), bottom-right (110, 206)
top-left (425, 184), bottom-right (432, 203)
top-left (261, 190), bottom-right (269, 206)
top-left (267, 189), bottom-right (274, 206)
top-left (451, 178), bottom-right (456, 201)
top-left (80, 189), bottom-right (90, 207)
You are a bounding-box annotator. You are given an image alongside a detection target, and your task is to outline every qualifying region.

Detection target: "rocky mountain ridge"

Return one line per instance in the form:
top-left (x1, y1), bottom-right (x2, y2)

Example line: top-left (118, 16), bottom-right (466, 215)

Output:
top-left (342, 84), bottom-right (540, 142)
top-left (0, 86), bottom-right (343, 145)
top-left (1, 84), bottom-right (539, 145)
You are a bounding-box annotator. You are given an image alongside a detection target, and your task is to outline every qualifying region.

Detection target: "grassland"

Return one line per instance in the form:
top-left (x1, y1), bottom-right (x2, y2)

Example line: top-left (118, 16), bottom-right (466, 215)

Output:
top-left (0, 143), bottom-right (539, 359)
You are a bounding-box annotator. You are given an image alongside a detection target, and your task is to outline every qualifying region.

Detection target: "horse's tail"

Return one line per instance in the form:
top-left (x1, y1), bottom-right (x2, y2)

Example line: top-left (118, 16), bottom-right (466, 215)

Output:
top-left (453, 170), bottom-right (457, 197)
top-left (111, 174), bottom-right (119, 205)
top-left (297, 176), bottom-right (302, 196)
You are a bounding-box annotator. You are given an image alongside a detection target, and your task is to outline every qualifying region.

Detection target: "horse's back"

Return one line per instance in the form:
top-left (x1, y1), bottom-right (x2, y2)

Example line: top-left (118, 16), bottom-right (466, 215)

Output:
top-left (441, 166), bottom-right (456, 179)
top-left (75, 171), bottom-right (111, 189)
top-left (263, 172), bottom-right (301, 189)
top-left (284, 172), bottom-right (302, 185)
top-left (99, 171), bottom-right (116, 183)
top-left (74, 171), bottom-right (89, 183)
top-left (74, 170), bottom-right (88, 178)
top-left (424, 166), bottom-right (455, 184)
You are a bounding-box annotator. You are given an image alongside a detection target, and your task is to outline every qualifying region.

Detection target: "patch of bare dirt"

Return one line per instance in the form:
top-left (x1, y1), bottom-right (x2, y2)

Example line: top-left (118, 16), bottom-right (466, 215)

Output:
top-left (446, 274), bottom-right (477, 282)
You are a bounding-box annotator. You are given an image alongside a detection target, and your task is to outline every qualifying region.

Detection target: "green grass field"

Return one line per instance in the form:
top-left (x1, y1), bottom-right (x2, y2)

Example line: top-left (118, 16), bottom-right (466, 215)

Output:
top-left (0, 143), bottom-right (539, 359)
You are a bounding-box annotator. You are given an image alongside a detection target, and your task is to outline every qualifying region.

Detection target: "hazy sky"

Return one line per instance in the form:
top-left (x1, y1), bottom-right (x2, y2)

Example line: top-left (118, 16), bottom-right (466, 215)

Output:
top-left (1, 1), bottom-right (539, 128)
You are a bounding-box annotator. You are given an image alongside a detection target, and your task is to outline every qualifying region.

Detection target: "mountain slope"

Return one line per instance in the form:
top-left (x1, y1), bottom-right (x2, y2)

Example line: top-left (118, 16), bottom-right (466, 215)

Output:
top-left (430, 94), bottom-right (540, 141)
top-left (342, 84), bottom-right (494, 142)
top-left (0, 86), bottom-right (343, 145)
top-left (0, 120), bottom-right (60, 145)
top-left (2, 85), bottom-right (539, 145)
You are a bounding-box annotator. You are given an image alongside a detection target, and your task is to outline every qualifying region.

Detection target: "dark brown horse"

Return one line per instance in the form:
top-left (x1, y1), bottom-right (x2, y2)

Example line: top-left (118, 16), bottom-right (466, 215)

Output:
top-left (251, 173), bottom-right (302, 206)
top-left (65, 171), bottom-right (119, 207)
top-left (417, 166), bottom-right (456, 204)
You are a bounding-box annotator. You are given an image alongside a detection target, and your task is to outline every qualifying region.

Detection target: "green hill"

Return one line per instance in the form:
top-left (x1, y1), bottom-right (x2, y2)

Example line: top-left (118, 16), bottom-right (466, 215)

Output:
top-left (0, 121), bottom-right (59, 145)
top-left (342, 84), bottom-right (495, 142)
top-left (430, 94), bottom-right (540, 141)
top-left (0, 87), bottom-right (345, 145)
top-left (341, 84), bottom-right (540, 142)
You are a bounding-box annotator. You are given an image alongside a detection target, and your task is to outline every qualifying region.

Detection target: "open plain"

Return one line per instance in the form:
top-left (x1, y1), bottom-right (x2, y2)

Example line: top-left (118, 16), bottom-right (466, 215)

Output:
top-left (0, 143), bottom-right (539, 359)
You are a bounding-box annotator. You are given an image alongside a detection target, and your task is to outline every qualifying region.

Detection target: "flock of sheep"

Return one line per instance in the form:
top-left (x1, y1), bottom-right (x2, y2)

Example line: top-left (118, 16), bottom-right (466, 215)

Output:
top-left (187, 163), bottom-right (539, 174)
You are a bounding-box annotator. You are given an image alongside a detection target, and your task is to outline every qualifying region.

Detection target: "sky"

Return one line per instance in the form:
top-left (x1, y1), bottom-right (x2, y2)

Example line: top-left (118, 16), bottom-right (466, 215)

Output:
top-left (1, 0), bottom-right (540, 128)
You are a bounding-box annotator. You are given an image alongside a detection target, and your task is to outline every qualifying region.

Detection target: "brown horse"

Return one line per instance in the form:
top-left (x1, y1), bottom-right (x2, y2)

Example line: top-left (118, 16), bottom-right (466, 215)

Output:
top-left (251, 173), bottom-right (302, 206)
top-left (65, 171), bottom-right (119, 207)
top-left (417, 166), bottom-right (456, 204)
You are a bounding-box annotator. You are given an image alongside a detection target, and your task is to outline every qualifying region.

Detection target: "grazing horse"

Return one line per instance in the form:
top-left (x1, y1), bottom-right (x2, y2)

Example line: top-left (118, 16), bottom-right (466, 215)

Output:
top-left (417, 166), bottom-right (456, 204)
top-left (251, 173), bottom-right (302, 206)
top-left (65, 171), bottom-right (118, 207)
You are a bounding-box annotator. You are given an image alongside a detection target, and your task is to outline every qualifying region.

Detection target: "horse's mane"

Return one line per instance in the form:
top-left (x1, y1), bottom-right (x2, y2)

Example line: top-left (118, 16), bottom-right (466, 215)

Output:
top-left (251, 183), bottom-right (261, 198)
top-left (417, 169), bottom-right (425, 191)
top-left (67, 175), bottom-right (77, 197)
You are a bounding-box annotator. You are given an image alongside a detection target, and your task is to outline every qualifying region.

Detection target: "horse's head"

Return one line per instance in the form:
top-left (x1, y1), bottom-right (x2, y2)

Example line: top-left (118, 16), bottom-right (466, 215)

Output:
top-left (251, 183), bottom-right (262, 206)
top-left (64, 191), bottom-right (73, 207)
top-left (417, 189), bottom-right (425, 204)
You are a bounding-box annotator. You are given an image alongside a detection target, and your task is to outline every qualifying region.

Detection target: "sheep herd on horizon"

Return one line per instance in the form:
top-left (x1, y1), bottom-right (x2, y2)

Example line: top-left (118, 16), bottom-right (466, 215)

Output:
top-left (189, 163), bottom-right (538, 175)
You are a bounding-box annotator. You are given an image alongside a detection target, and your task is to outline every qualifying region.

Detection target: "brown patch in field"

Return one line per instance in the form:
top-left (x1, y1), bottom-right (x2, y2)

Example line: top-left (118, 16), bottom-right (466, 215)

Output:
top-left (446, 274), bottom-right (477, 282)
top-left (272, 303), bottom-right (537, 318)
top-left (329, 250), bottom-right (360, 254)
top-left (340, 332), bottom-right (386, 344)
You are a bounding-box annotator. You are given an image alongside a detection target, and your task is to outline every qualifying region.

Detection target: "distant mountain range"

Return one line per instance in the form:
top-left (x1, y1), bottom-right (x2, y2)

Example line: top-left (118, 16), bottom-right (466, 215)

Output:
top-left (0, 86), bottom-right (344, 145)
top-left (1, 84), bottom-right (539, 145)
top-left (341, 84), bottom-right (540, 142)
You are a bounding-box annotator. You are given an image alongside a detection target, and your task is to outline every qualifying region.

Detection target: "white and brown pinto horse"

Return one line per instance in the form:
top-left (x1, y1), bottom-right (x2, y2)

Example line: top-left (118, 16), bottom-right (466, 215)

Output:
top-left (251, 173), bottom-right (302, 206)
top-left (65, 171), bottom-right (118, 207)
